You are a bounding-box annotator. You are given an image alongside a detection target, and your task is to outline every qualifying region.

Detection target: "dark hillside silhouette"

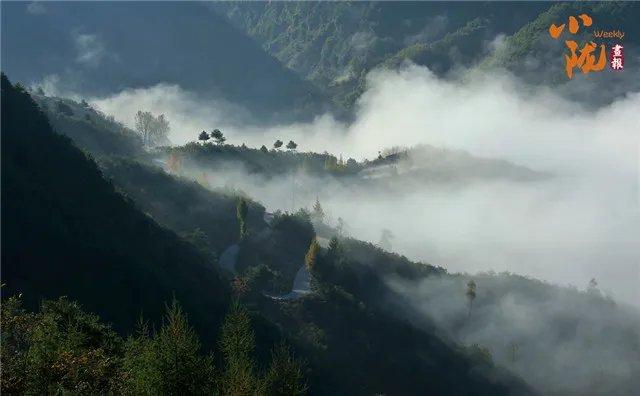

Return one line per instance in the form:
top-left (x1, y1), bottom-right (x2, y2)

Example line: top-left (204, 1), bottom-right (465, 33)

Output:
top-left (1, 74), bottom-right (229, 338)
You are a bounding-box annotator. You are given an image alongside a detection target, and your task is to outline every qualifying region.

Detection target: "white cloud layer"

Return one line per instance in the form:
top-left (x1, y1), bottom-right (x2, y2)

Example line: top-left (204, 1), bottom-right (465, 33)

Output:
top-left (90, 64), bottom-right (640, 306)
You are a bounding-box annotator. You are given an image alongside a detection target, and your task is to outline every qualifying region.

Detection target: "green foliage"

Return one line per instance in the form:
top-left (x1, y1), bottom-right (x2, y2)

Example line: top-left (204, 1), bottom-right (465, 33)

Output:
top-left (101, 157), bottom-right (265, 257)
top-left (263, 342), bottom-right (307, 396)
top-left (211, 129), bottom-right (226, 145)
top-left (243, 264), bottom-right (287, 296)
top-left (219, 300), bottom-right (257, 395)
top-left (1, 295), bottom-right (122, 395)
top-left (1, 74), bottom-right (229, 340)
top-left (198, 130), bottom-right (210, 143)
top-left (304, 238), bottom-right (321, 292)
top-left (2, 293), bottom-right (313, 396)
top-left (215, 2), bottom-right (550, 108)
top-left (286, 140), bottom-right (298, 151)
top-left (304, 238), bottom-right (320, 275)
top-left (482, 1), bottom-right (640, 90)
top-left (235, 211), bottom-right (316, 292)
top-left (168, 141), bottom-right (362, 180)
top-left (121, 300), bottom-right (215, 395)
top-left (237, 197), bottom-right (249, 240)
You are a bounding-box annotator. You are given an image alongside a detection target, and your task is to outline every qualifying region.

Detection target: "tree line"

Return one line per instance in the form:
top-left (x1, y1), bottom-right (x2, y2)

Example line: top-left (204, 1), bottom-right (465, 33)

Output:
top-left (1, 294), bottom-right (307, 395)
top-left (197, 130), bottom-right (298, 152)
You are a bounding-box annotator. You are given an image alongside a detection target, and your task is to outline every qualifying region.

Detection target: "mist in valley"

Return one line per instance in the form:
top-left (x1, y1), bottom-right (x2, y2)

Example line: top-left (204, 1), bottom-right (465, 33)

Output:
top-left (6, 1), bottom-right (640, 394)
top-left (39, 62), bottom-right (639, 395)
top-left (87, 64), bottom-right (639, 307)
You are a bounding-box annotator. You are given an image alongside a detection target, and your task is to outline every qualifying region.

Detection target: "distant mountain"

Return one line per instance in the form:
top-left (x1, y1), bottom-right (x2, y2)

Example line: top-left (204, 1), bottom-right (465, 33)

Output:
top-left (1, 1), bottom-right (332, 122)
top-left (481, 1), bottom-right (640, 106)
top-left (213, 1), bottom-right (550, 108)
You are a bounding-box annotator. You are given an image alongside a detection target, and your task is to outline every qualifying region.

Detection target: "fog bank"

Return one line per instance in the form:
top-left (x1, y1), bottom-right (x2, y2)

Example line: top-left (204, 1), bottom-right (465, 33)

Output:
top-left (90, 64), bottom-right (639, 306)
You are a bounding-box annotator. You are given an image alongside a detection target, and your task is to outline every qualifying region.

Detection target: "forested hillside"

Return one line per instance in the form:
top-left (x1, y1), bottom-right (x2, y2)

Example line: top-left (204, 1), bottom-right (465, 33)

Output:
top-left (482, 1), bottom-right (640, 105)
top-left (1, 74), bottom-right (229, 337)
top-left (2, 74), bottom-right (536, 395)
top-left (213, 1), bottom-right (549, 107)
top-left (214, 1), bottom-right (639, 108)
top-left (1, 2), bottom-right (331, 121)
top-left (2, 1), bottom-right (639, 394)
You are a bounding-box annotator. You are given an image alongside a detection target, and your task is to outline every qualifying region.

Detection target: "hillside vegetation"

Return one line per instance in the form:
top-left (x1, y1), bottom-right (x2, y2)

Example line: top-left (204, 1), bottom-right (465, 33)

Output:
top-left (1, 74), bottom-right (229, 337)
top-left (213, 1), bottom-right (549, 108)
top-left (2, 74), bottom-right (535, 395)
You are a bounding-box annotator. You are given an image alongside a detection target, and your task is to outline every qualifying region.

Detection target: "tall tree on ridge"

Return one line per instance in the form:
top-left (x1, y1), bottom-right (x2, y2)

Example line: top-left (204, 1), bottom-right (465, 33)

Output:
top-left (236, 198), bottom-right (248, 240)
top-left (198, 130), bottom-right (210, 143)
top-left (466, 280), bottom-right (477, 318)
top-left (211, 129), bottom-right (226, 145)
top-left (286, 140), bottom-right (298, 151)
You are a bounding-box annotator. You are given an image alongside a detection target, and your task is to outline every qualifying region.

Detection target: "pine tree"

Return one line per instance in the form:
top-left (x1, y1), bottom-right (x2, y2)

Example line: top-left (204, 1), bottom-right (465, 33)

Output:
top-left (286, 140), bottom-right (298, 151)
top-left (311, 198), bottom-right (324, 223)
top-left (305, 239), bottom-right (321, 292)
top-left (219, 300), bottom-right (256, 396)
top-left (198, 130), bottom-right (210, 143)
top-left (211, 129), bottom-right (226, 145)
top-left (236, 198), bottom-right (248, 240)
top-left (122, 299), bottom-right (215, 395)
top-left (263, 342), bottom-right (307, 396)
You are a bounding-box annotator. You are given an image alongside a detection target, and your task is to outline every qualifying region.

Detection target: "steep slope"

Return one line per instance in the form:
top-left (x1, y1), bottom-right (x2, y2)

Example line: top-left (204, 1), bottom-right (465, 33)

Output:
top-left (214, 1), bottom-right (549, 107)
top-left (1, 1), bottom-right (330, 121)
top-left (1, 74), bottom-right (229, 338)
top-left (32, 94), bottom-right (145, 158)
top-left (385, 270), bottom-right (640, 396)
top-left (21, 83), bottom-right (537, 395)
top-left (482, 1), bottom-right (640, 106)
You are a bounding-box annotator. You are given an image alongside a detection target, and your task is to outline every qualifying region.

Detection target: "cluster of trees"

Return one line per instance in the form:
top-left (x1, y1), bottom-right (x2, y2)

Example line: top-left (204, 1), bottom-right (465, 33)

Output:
top-left (236, 198), bottom-right (249, 240)
top-left (198, 129), bottom-right (226, 145)
top-left (134, 110), bottom-right (170, 147)
top-left (196, 132), bottom-right (299, 153)
top-left (261, 140), bottom-right (298, 152)
top-left (323, 155), bottom-right (357, 173)
top-left (1, 295), bottom-right (307, 395)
